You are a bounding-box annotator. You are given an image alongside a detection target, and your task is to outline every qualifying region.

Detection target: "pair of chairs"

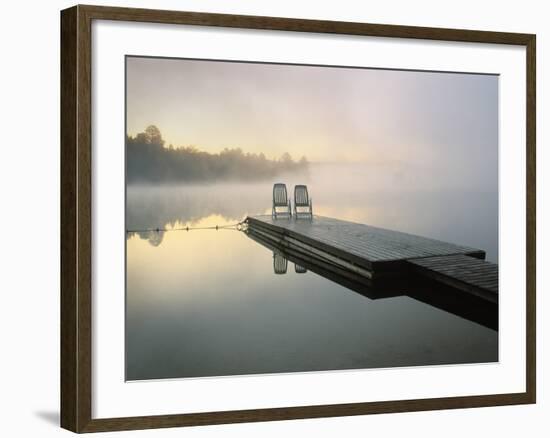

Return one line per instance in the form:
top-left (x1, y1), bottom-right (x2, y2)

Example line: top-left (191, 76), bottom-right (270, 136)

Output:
top-left (272, 183), bottom-right (313, 219)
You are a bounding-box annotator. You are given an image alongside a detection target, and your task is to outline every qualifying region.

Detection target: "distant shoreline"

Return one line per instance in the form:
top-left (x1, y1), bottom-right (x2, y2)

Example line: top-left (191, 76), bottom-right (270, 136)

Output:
top-left (127, 126), bottom-right (309, 184)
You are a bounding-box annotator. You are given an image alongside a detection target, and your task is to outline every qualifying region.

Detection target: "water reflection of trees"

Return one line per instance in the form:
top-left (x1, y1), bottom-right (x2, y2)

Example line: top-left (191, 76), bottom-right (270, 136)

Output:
top-left (126, 184), bottom-right (272, 246)
top-left (127, 230), bottom-right (165, 247)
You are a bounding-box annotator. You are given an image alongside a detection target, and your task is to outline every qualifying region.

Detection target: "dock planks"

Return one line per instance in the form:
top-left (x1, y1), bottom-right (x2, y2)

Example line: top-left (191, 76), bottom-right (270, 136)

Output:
top-left (247, 215), bottom-right (484, 268)
top-left (246, 215), bottom-right (497, 301)
top-left (408, 255), bottom-right (498, 303)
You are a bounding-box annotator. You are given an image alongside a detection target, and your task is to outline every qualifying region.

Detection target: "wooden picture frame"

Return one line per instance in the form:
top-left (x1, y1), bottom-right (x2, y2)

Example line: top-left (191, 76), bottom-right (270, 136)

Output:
top-left (61, 4), bottom-right (536, 433)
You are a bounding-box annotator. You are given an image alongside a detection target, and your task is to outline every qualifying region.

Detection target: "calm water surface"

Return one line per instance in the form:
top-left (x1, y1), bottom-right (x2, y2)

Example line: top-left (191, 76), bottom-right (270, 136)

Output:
top-left (126, 164), bottom-right (498, 380)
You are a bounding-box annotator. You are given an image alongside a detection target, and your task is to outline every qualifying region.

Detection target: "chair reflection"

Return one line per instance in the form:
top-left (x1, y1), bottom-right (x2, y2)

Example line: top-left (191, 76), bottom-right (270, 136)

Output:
top-left (273, 253), bottom-right (288, 274)
top-left (273, 253), bottom-right (307, 275)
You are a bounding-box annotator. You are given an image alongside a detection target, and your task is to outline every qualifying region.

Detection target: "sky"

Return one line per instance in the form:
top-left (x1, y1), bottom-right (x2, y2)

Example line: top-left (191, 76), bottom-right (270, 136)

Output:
top-left (126, 56), bottom-right (498, 186)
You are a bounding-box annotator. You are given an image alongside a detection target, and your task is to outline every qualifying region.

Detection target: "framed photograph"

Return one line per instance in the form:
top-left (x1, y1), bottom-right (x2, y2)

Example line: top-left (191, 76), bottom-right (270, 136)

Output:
top-left (60, 4), bottom-right (536, 433)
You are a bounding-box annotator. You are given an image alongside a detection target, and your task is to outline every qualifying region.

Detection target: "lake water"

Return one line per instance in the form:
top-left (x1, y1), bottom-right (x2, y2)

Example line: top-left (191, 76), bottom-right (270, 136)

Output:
top-left (126, 163), bottom-right (498, 380)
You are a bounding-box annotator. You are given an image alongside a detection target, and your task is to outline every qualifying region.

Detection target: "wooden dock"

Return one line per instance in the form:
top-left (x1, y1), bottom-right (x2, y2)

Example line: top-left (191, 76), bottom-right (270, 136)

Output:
top-left (408, 255), bottom-right (498, 303)
top-left (245, 215), bottom-right (498, 302)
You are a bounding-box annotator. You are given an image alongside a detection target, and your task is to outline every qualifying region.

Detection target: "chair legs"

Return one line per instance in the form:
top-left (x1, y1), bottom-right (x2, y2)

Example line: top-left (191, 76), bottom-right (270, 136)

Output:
top-left (294, 202), bottom-right (313, 220)
top-left (272, 202), bottom-right (292, 219)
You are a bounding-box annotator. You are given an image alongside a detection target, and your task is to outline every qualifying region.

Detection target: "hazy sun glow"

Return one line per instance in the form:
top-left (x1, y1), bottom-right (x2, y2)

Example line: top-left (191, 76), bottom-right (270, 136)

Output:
top-left (126, 56), bottom-right (498, 171)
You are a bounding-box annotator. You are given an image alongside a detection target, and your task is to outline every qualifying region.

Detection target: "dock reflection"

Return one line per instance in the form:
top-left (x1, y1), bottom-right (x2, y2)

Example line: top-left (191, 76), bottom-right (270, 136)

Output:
top-left (246, 229), bottom-right (497, 331)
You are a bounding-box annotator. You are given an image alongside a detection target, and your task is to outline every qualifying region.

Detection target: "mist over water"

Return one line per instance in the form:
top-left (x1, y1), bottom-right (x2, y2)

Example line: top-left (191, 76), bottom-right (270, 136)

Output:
top-left (127, 163), bottom-right (498, 262)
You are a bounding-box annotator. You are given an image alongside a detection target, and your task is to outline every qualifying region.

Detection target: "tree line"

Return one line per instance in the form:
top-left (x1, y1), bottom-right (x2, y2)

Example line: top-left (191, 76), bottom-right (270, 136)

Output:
top-left (127, 126), bottom-right (308, 183)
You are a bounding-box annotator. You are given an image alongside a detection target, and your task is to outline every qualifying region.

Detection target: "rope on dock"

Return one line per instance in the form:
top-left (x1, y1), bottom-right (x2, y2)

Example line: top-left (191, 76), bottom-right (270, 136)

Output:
top-left (126, 220), bottom-right (247, 234)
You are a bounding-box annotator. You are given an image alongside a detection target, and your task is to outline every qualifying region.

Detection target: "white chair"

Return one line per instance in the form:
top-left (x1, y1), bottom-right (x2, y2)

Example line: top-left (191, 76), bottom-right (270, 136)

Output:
top-left (272, 183), bottom-right (291, 218)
